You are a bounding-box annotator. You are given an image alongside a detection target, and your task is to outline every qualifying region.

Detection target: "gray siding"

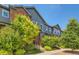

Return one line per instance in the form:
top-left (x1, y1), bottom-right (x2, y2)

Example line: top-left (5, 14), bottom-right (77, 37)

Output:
top-left (48, 27), bottom-right (52, 34)
top-left (0, 8), bottom-right (10, 23)
top-left (53, 28), bottom-right (61, 36)
top-left (26, 8), bottom-right (51, 34)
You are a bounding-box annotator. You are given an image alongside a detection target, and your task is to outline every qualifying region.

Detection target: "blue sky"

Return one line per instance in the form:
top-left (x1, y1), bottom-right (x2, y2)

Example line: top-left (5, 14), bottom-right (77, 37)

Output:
top-left (23, 4), bottom-right (79, 30)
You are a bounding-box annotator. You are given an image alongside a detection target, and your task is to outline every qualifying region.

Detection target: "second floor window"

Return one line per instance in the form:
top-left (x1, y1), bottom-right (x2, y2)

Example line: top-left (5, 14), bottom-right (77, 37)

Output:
top-left (2, 9), bottom-right (9, 18)
top-left (49, 28), bottom-right (51, 33)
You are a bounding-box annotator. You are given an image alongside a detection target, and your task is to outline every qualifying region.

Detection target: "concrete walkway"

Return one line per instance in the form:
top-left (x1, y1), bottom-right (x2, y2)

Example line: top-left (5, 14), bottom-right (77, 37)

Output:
top-left (36, 49), bottom-right (79, 55)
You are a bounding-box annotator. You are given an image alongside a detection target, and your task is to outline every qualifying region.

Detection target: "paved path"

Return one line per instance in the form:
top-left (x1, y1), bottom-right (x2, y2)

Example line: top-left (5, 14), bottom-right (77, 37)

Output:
top-left (36, 49), bottom-right (79, 55)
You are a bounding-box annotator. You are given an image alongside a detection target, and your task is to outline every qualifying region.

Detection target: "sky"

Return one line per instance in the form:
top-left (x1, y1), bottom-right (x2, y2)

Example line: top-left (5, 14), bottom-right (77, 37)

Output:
top-left (23, 4), bottom-right (79, 30)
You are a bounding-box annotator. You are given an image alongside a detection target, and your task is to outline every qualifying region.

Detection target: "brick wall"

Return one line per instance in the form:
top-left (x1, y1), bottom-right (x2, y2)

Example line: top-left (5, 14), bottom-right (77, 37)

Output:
top-left (10, 7), bottom-right (28, 20)
top-left (10, 8), bottom-right (17, 20)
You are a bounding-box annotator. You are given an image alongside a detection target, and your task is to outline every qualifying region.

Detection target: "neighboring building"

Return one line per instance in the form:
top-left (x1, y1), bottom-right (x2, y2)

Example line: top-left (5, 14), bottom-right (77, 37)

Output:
top-left (0, 5), bottom-right (11, 28)
top-left (52, 24), bottom-right (62, 36)
top-left (0, 5), bottom-right (62, 45)
top-left (0, 5), bottom-right (30, 21)
top-left (0, 5), bottom-right (10, 23)
top-left (25, 7), bottom-right (52, 35)
top-left (25, 7), bottom-right (53, 45)
top-left (9, 6), bottom-right (30, 20)
top-left (0, 5), bottom-right (61, 36)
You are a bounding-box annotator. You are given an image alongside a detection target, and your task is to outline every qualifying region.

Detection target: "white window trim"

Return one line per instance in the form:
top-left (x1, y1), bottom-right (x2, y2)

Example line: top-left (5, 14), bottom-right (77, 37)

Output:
top-left (2, 9), bottom-right (9, 18)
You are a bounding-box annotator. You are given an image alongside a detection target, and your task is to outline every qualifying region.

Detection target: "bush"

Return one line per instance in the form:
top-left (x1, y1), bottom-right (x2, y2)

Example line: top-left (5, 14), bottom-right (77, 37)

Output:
top-left (60, 31), bottom-right (79, 50)
top-left (41, 35), bottom-right (59, 49)
top-left (25, 44), bottom-right (41, 54)
top-left (26, 48), bottom-right (41, 54)
top-left (0, 50), bottom-right (11, 55)
top-left (0, 26), bottom-right (24, 54)
top-left (11, 15), bottom-right (40, 44)
top-left (0, 15), bottom-right (40, 55)
top-left (44, 46), bottom-right (52, 51)
top-left (15, 49), bottom-right (26, 55)
top-left (60, 18), bottom-right (79, 51)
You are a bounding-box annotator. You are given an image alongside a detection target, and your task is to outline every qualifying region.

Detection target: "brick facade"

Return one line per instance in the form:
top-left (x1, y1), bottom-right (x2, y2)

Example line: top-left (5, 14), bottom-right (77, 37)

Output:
top-left (10, 7), bottom-right (28, 20)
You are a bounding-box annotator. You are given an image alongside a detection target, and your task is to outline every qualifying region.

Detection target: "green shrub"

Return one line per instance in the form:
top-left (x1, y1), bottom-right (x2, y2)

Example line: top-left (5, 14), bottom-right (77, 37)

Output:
top-left (26, 48), bottom-right (41, 54)
top-left (0, 26), bottom-right (24, 54)
top-left (44, 46), bottom-right (52, 51)
top-left (0, 15), bottom-right (40, 55)
top-left (11, 15), bottom-right (40, 44)
top-left (60, 31), bottom-right (79, 50)
top-left (41, 35), bottom-right (59, 49)
top-left (0, 50), bottom-right (11, 55)
top-left (15, 49), bottom-right (26, 55)
top-left (60, 18), bottom-right (79, 51)
top-left (25, 44), bottom-right (41, 54)
top-left (25, 44), bottom-right (35, 51)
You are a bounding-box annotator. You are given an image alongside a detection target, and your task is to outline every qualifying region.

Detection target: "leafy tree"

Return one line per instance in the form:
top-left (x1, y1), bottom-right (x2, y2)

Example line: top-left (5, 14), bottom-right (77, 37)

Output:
top-left (67, 18), bottom-right (79, 35)
top-left (0, 26), bottom-right (24, 54)
top-left (11, 15), bottom-right (40, 44)
top-left (60, 31), bottom-right (79, 50)
top-left (0, 15), bottom-right (40, 54)
top-left (60, 18), bottom-right (79, 50)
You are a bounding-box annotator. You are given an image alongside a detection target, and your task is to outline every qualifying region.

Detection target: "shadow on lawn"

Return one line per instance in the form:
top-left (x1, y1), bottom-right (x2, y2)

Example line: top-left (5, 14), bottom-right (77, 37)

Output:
top-left (63, 50), bottom-right (79, 55)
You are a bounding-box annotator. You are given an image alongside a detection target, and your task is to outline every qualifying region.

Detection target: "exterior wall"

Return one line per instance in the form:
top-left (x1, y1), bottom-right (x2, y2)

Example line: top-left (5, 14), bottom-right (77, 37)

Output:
top-left (53, 28), bottom-right (61, 36)
top-left (15, 8), bottom-right (28, 15)
top-left (0, 5), bottom-right (62, 46)
top-left (26, 8), bottom-right (51, 34)
top-left (0, 7), bottom-right (10, 23)
top-left (10, 8), bottom-right (17, 20)
top-left (10, 7), bottom-right (28, 20)
top-left (48, 27), bottom-right (52, 34)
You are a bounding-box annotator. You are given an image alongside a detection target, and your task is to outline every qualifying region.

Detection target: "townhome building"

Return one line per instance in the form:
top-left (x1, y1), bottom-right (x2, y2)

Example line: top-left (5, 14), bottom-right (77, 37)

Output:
top-left (25, 7), bottom-right (62, 36)
top-left (52, 24), bottom-right (62, 36)
top-left (0, 5), bottom-right (10, 28)
top-left (0, 4), bottom-right (62, 45)
top-left (25, 7), bottom-right (53, 35)
top-left (25, 7), bottom-right (53, 45)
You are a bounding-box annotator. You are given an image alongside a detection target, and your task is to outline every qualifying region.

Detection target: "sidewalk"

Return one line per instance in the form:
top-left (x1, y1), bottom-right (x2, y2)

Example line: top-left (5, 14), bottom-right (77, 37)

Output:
top-left (36, 49), bottom-right (79, 55)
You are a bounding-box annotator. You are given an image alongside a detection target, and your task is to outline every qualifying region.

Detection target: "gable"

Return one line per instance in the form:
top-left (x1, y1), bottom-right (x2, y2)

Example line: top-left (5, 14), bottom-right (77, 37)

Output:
top-left (26, 8), bottom-right (46, 24)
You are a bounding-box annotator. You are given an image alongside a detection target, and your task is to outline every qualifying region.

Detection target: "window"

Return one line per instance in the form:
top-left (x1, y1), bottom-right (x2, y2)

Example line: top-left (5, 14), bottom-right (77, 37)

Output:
top-left (45, 28), bottom-right (48, 31)
top-left (53, 28), bottom-right (58, 35)
top-left (40, 24), bottom-right (43, 31)
top-left (57, 30), bottom-right (60, 35)
top-left (41, 24), bottom-right (42, 29)
top-left (45, 26), bottom-right (48, 32)
top-left (2, 9), bottom-right (9, 18)
top-left (49, 28), bottom-right (51, 33)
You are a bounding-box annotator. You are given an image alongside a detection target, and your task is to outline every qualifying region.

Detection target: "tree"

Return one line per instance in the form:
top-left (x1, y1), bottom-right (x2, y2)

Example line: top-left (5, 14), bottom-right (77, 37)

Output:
top-left (0, 15), bottom-right (40, 54)
top-left (60, 18), bottom-right (79, 50)
top-left (0, 26), bottom-right (24, 54)
top-left (61, 31), bottom-right (79, 50)
top-left (11, 15), bottom-right (40, 44)
top-left (67, 18), bottom-right (79, 35)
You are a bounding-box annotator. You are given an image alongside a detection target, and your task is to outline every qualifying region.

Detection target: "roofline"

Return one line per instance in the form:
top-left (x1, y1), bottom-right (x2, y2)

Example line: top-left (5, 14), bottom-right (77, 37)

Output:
top-left (7, 5), bottom-right (57, 28)
top-left (52, 24), bottom-right (62, 31)
top-left (10, 5), bottom-right (31, 16)
top-left (0, 4), bottom-right (10, 10)
top-left (0, 5), bottom-right (62, 31)
top-left (25, 6), bottom-right (52, 28)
